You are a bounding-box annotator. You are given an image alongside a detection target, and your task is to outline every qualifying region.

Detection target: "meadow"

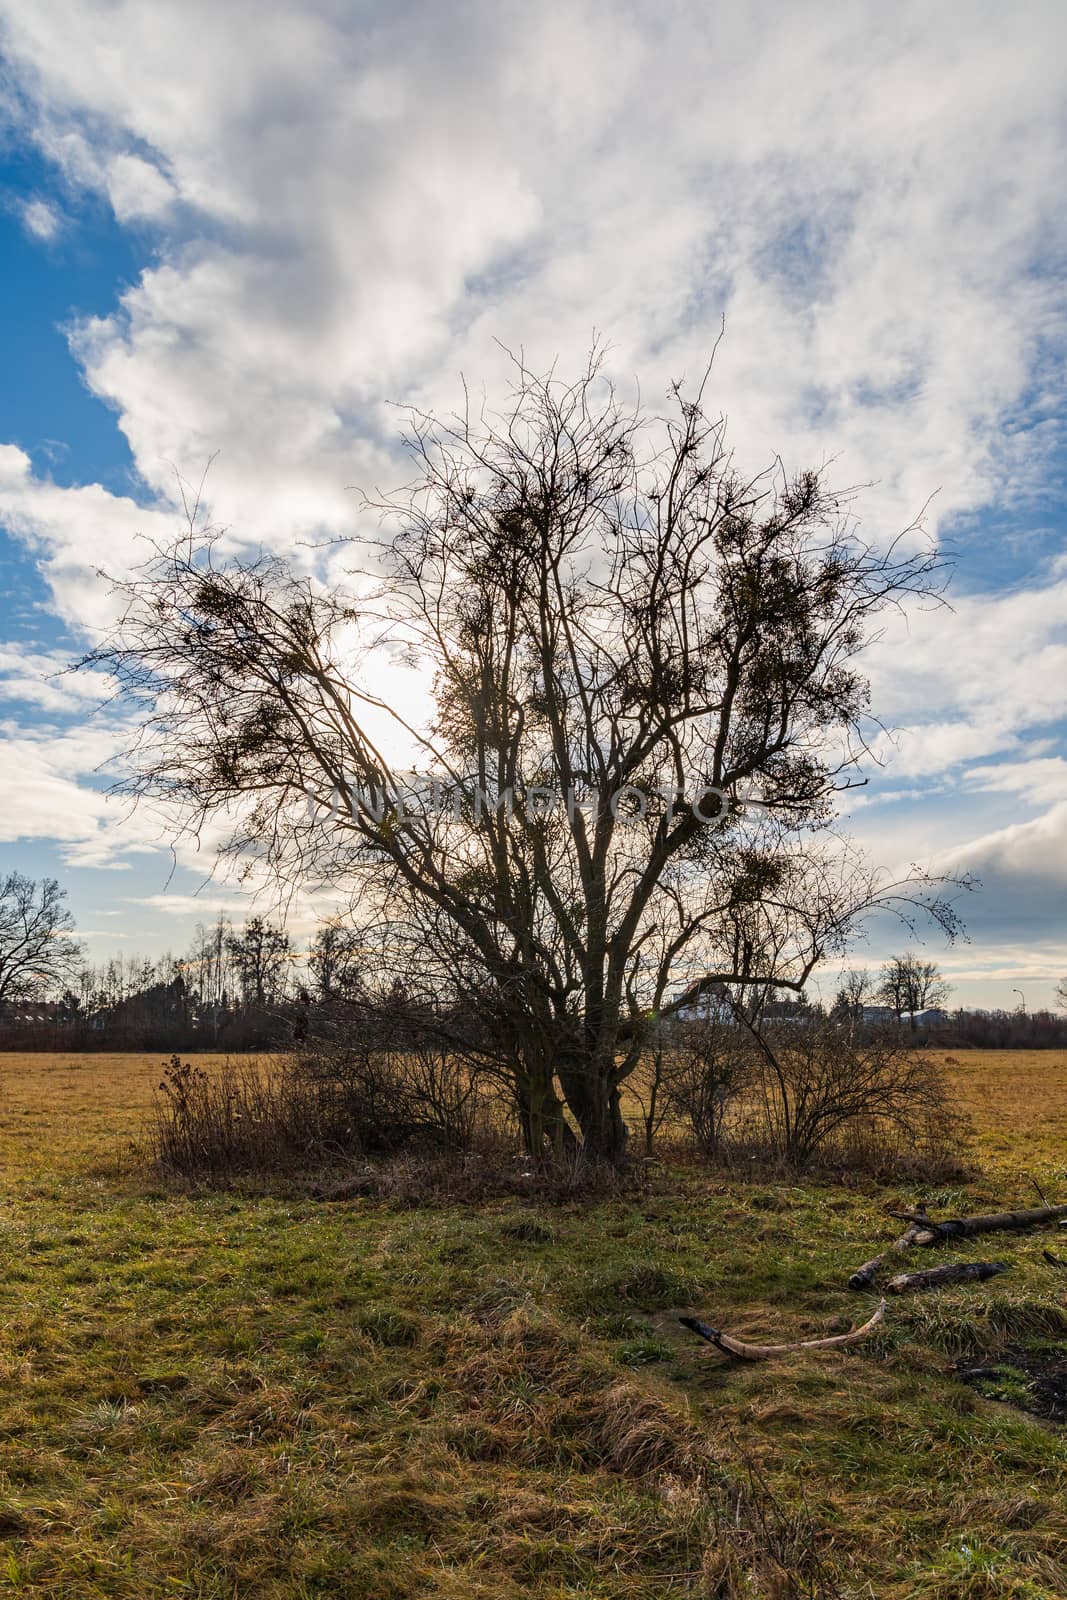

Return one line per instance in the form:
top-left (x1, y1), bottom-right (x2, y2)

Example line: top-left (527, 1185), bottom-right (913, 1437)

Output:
top-left (0, 1050), bottom-right (1064, 1598)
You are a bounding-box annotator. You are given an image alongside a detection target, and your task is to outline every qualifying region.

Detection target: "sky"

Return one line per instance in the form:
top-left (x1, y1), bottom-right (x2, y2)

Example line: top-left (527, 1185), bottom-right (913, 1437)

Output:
top-left (0, 0), bottom-right (1064, 1009)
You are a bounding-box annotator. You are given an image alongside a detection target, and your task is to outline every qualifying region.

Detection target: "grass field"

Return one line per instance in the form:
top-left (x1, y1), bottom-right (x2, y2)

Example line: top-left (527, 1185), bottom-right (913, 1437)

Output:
top-left (0, 1050), bottom-right (1064, 1598)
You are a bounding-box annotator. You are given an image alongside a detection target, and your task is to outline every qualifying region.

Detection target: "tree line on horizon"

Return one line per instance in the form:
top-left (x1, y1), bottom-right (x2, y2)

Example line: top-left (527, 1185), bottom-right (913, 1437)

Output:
top-left (1, 871), bottom-right (1065, 1053)
top-left (0, 876), bottom-right (368, 1049)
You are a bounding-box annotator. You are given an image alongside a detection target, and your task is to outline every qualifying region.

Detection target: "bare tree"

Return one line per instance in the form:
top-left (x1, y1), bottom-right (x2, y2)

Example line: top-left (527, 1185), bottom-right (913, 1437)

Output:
top-left (87, 349), bottom-right (968, 1163)
top-left (226, 917), bottom-right (291, 1009)
top-left (831, 967), bottom-right (874, 1019)
top-left (1056, 977), bottom-right (1067, 1013)
top-left (877, 952), bottom-right (952, 1029)
top-left (308, 920), bottom-right (365, 1001)
top-left (185, 915), bottom-right (233, 1011)
top-left (0, 874), bottom-right (84, 1010)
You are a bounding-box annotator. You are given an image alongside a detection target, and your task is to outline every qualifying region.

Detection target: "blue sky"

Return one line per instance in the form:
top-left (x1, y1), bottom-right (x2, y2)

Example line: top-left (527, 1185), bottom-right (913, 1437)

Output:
top-left (0, 0), bottom-right (1065, 1008)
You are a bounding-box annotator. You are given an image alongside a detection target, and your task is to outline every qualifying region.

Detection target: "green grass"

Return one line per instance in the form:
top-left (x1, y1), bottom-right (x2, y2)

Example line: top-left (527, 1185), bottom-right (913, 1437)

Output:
top-left (0, 1051), bottom-right (1065, 1597)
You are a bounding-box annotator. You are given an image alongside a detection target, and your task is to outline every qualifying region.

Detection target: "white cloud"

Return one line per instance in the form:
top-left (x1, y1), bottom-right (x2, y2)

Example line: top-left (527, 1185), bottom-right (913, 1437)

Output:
top-left (0, 443), bottom-right (181, 630)
top-left (965, 756), bottom-right (1067, 808)
top-left (18, 194), bottom-right (62, 241)
top-left (131, 892), bottom-right (250, 917)
top-left (105, 152), bottom-right (175, 222)
top-left (860, 576), bottom-right (1067, 781)
top-left (0, 0), bottom-right (1063, 551)
top-left (945, 801), bottom-right (1067, 886)
top-left (0, 719), bottom-right (162, 868)
top-left (0, 644), bottom-right (113, 713)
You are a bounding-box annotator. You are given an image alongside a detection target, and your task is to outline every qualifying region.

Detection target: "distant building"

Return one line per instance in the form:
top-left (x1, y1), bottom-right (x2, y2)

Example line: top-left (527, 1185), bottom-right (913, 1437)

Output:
top-left (761, 997), bottom-right (812, 1024)
top-left (861, 1005), bottom-right (898, 1023)
top-left (6, 1000), bottom-right (63, 1026)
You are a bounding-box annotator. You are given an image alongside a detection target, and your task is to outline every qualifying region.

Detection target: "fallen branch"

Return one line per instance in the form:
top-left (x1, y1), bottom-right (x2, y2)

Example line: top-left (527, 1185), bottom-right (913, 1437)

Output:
top-left (847, 1220), bottom-right (929, 1290)
top-left (887, 1261), bottom-right (1008, 1294)
top-left (679, 1300), bottom-right (886, 1360)
top-left (848, 1255), bottom-right (887, 1291)
top-left (885, 1201), bottom-right (1067, 1247)
top-left (1042, 1249), bottom-right (1066, 1270)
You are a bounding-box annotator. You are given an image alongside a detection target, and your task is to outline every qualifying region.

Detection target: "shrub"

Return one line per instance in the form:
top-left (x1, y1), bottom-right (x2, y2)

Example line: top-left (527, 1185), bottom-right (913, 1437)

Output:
top-left (147, 1044), bottom-right (498, 1182)
top-left (658, 1016), bottom-right (969, 1175)
top-left (745, 1017), bottom-right (969, 1169)
top-left (660, 1017), bottom-right (753, 1155)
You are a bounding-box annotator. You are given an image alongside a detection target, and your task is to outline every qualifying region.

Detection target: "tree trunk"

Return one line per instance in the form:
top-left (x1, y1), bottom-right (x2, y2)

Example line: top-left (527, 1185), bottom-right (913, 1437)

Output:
top-left (556, 1044), bottom-right (630, 1164)
top-left (515, 1057), bottom-right (574, 1163)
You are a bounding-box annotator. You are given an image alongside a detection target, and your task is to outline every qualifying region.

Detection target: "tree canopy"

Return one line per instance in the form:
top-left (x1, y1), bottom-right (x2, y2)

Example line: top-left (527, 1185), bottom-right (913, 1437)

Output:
top-left (89, 351), bottom-right (967, 1160)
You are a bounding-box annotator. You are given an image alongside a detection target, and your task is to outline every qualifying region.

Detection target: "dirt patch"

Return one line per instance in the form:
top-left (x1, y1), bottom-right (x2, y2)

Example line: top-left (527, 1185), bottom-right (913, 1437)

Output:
top-left (956, 1342), bottom-right (1067, 1423)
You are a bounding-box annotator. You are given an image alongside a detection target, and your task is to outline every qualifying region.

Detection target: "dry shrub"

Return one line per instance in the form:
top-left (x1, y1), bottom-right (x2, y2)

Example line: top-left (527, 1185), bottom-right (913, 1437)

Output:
top-left (148, 1053), bottom-right (644, 1197)
top-left (147, 1045), bottom-right (498, 1182)
top-left (660, 1017), bottom-right (752, 1157)
top-left (290, 1036), bottom-right (497, 1153)
top-left (149, 1055), bottom-right (324, 1181)
top-left (662, 1017), bottom-right (970, 1177)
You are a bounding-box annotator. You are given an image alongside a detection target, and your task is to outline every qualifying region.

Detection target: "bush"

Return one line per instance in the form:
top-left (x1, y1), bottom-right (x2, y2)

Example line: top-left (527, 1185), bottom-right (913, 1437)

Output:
top-left (148, 1046), bottom-right (644, 1197)
top-left (660, 1017), bottom-right (753, 1155)
top-left (659, 1017), bottom-right (969, 1175)
top-left (747, 1017), bottom-right (969, 1169)
top-left (148, 1044), bottom-right (498, 1182)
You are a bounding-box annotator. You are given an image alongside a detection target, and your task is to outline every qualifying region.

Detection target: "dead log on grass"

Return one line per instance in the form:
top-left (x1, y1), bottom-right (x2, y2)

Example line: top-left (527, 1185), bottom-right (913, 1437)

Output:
top-left (886, 1260), bottom-right (1008, 1294)
top-left (848, 1255), bottom-right (887, 1291)
top-left (679, 1299), bottom-right (886, 1360)
top-left (885, 1201), bottom-right (1067, 1247)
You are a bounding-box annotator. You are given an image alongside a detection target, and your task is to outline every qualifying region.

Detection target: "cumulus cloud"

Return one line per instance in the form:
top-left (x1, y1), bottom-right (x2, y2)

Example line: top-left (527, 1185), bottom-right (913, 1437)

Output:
top-left (105, 152), bottom-right (175, 222)
top-left (0, 643), bottom-right (113, 712)
top-left (860, 575), bottom-right (1067, 780)
top-left (0, 0), bottom-right (1064, 552)
top-left (0, 443), bottom-right (181, 630)
top-left (0, 719), bottom-right (161, 868)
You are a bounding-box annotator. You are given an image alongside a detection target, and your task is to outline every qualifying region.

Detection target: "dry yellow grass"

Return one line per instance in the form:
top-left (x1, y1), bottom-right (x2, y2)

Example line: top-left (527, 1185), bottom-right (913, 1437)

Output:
top-left (0, 1051), bottom-right (263, 1180)
top-left (934, 1049), bottom-right (1067, 1176)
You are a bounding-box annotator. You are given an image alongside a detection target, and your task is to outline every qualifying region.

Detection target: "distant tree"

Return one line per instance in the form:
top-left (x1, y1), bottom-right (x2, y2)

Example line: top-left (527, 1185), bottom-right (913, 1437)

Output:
top-left (831, 968), bottom-right (874, 1020)
top-left (1057, 976), bottom-right (1067, 1013)
top-left (877, 952), bottom-right (951, 1029)
top-left (226, 917), bottom-right (291, 1008)
top-left (308, 920), bottom-right (364, 1001)
top-left (185, 916), bottom-right (233, 1011)
top-left (0, 874), bottom-right (84, 1010)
